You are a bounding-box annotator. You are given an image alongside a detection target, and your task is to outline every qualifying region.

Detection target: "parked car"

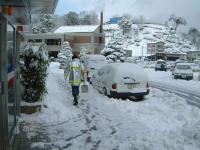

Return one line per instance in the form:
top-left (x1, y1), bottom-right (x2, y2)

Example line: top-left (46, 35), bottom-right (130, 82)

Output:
top-left (80, 54), bottom-right (108, 82)
top-left (49, 56), bottom-right (57, 62)
top-left (173, 63), bottom-right (193, 80)
top-left (90, 63), bottom-right (150, 100)
top-left (155, 59), bottom-right (167, 71)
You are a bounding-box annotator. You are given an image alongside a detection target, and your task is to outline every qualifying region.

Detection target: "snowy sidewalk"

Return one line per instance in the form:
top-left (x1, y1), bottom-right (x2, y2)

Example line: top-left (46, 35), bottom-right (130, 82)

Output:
top-left (18, 62), bottom-right (200, 150)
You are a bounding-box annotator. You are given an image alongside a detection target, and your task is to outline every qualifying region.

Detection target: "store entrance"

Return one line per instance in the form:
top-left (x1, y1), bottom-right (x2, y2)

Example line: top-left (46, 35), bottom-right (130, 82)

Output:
top-left (0, 14), bottom-right (19, 150)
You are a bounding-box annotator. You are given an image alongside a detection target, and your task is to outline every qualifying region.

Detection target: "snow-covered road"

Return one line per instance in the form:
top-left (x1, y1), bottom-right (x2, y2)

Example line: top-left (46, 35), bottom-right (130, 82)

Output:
top-left (20, 63), bottom-right (200, 150)
top-left (145, 69), bottom-right (200, 108)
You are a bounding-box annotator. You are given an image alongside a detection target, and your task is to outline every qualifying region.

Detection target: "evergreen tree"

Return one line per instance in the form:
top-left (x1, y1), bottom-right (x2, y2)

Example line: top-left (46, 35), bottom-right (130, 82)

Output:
top-left (20, 43), bottom-right (49, 102)
top-left (40, 14), bottom-right (55, 33)
top-left (31, 14), bottom-right (55, 33)
top-left (101, 38), bottom-right (126, 63)
top-left (57, 41), bottom-right (73, 63)
top-left (80, 47), bottom-right (89, 56)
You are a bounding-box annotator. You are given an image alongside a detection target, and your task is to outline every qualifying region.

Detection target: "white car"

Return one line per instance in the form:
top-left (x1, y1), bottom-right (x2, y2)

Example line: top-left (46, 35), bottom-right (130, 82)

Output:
top-left (80, 55), bottom-right (108, 82)
top-left (173, 63), bottom-right (193, 80)
top-left (90, 63), bottom-right (150, 100)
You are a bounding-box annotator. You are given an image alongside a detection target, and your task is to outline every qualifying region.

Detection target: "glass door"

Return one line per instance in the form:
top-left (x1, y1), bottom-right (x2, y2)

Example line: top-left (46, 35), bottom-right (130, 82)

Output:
top-left (7, 23), bottom-right (17, 141)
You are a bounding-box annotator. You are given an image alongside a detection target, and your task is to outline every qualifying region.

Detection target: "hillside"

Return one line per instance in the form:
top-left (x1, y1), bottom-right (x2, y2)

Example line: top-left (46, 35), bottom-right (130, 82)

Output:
top-left (103, 24), bottom-right (195, 57)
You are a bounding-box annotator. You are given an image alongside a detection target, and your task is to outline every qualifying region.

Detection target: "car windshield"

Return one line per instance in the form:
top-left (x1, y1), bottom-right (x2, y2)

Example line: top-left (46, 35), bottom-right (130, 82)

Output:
top-left (157, 61), bottom-right (165, 64)
top-left (176, 65), bottom-right (191, 69)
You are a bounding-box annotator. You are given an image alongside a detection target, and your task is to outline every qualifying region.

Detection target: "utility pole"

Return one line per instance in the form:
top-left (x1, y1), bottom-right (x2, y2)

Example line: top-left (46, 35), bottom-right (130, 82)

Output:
top-left (141, 46), bottom-right (144, 60)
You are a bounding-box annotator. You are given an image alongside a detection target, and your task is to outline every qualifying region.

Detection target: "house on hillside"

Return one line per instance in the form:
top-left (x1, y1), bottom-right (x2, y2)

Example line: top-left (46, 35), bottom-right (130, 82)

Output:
top-left (24, 25), bottom-right (105, 57)
top-left (147, 41), bottom-right (165, 55)
top-left (187, 50), bottom-right (200, 61)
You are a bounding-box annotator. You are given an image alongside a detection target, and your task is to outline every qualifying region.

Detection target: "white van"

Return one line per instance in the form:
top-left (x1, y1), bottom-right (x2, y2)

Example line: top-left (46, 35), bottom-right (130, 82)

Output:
top-left (173, 63), bottom-right (193, 80)
top-left (80, 55), bottom-right (108, 81)
top-left (90, 63), bottom-right (150, 100)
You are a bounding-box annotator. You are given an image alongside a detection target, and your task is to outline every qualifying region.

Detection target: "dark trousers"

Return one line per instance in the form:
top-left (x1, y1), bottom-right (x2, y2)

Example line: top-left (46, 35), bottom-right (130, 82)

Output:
top-left (71, 85), bottom-right (79, 104)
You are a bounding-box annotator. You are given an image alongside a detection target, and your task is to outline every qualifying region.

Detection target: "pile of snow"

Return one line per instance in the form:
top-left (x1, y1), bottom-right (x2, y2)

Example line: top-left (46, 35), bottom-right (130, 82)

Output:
top-left (20, 62), bottom-right (200, 150)
top-left (104, 24), bottom-right (195, 56)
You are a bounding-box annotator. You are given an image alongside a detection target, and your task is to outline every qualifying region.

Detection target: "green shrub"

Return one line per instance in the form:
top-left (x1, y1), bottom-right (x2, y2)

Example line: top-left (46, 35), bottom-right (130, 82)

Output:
top-left (20, 43), bottom-right (49, 102)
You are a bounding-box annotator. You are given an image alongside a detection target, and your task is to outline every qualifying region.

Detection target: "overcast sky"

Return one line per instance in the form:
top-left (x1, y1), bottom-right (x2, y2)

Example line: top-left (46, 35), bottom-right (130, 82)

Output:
top-left (55, 0), bottom-right (200, 32)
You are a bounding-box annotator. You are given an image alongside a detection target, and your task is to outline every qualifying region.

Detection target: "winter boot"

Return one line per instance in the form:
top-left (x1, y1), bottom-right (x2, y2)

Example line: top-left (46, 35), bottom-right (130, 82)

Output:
top-left (73, 95), bottom-right (78, 105)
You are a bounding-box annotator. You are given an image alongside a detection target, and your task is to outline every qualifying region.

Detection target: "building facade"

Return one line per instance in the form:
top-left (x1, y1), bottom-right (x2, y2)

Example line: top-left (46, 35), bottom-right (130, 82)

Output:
top-left (107, 17), bottom-right (122, 24)
top-left (0, 1), bottom-right (58, 149)
top-left (187, 51), bottom-right (200, 61)
top-left (147, 42), bottom-right (165, 55)
top-left (24, 25), bottom-right (105, 57)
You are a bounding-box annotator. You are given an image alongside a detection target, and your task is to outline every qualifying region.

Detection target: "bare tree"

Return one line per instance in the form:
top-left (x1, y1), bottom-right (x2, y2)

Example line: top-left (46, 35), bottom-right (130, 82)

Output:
top-left (79, 10), bottom-right (99, 25)
top-left (118, 16), bottom-right (132, 36)
top-left (168, 14), bottom-right (187, 33)
top-left (65, 11), bottom-right (80, 25)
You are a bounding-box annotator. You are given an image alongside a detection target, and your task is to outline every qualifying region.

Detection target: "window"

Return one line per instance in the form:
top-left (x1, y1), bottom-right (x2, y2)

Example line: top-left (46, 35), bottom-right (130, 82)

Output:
top-left (45, 39), bottom-right (61, 45)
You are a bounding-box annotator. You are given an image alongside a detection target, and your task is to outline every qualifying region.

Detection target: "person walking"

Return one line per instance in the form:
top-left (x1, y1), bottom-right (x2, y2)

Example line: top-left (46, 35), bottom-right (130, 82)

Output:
top-left (65, 54), bottom-right (84, 105)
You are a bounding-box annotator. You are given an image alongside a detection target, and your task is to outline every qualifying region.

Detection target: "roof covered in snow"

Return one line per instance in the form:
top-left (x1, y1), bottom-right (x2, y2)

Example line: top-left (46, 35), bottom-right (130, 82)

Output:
top-left (54, 25), bottom-right (99, 33)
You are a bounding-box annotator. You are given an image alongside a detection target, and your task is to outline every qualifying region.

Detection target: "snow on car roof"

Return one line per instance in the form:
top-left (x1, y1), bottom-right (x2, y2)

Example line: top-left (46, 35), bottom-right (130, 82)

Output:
top-left (157, 59), bottom-right (166, 62)
top-left (54, 25), bottom-right (99, 33)
top-left (102, 63), bottom-right (148, 81)
top-left (176, 63), bottom-right (191, 66)
top-left (81, 54), bottom-right (107, 60)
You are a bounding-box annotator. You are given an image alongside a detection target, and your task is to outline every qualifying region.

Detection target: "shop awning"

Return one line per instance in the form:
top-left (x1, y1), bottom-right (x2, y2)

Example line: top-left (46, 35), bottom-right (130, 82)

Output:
top-left (0, 0), bottom-right (58, 25)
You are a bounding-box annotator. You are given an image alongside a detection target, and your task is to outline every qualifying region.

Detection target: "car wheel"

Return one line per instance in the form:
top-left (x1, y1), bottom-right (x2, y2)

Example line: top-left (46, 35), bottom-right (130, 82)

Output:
top-left (136, 95), bottom-right (144, 100)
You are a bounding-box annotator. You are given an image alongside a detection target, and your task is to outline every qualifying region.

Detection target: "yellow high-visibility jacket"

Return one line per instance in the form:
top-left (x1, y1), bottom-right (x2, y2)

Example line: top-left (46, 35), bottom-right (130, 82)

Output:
top-left (64, 59), bottom-right (84, 86)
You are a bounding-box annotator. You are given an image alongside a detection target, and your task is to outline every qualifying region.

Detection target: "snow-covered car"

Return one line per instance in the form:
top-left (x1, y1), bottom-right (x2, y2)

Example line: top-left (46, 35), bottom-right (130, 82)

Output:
top-left (90, 63), bottom-right (150, 99)
top-left (80, 54), bottom-right (108, 82)
top-left (173, 63), bottom-right (193, 80)
top-left (49, 56), bottom-right (57, 62)
top-left (155, 59), bottom-right (167, 71)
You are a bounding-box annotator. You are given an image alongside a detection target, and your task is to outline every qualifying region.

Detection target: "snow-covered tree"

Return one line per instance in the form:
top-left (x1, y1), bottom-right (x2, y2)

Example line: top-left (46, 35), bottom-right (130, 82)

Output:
top-left (20, 43), bottom-right (49, 102)
top-left (65, 11), bottom-right (80, 25)
top-left (57, 41), bottom-right (73, 63)
top-left (31, 26), bottom-right (40, 34)
top-left (31, 14), bottom-right (55, 33)
top-left (80, 47), bottom-right (89, 56)
top-left (183, 27), bottom-right (200, 49)
top-left (118, 17), bottom-right (132, 36)
top-left (79, 10), bottom-right (99, 25)
top-left (101, 38), bottom-right (126, 63)
top-left (40, 14), bottom-right (55, 33)
top-left (168, 14), bottom-right (187, 33)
